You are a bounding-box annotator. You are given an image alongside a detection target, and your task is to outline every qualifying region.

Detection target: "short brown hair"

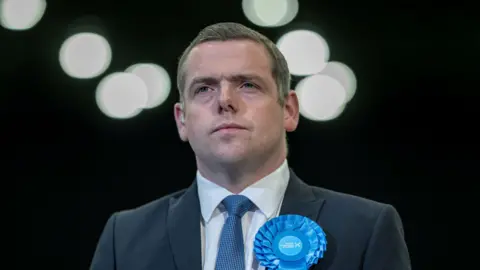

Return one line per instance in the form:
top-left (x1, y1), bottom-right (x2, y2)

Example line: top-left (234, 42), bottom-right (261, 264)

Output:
top-left (176, 22), bottom-right (290, 105)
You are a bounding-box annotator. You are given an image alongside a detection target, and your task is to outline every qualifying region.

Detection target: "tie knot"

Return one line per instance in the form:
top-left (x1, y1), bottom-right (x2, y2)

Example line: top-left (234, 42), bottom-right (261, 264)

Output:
top-left (222, 195), bottom-right (253, 217)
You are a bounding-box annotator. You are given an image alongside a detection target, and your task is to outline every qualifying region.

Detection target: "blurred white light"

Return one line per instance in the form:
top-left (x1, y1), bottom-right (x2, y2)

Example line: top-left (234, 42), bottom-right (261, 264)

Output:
top-left (242, 0), bottom-right (298, 27)
top-left (0, 0), bottom-right (46, 30)
top-left (277, 30), bottom-right (330, 76)
top-left (320, 61), bottom-right (357, 102)
top-left (125, 63), bottom-right (171, 109)
top-left (59, 32), bottom-right (112, 79)
top-left (95, 72), bottom-right (149, 119)
top-left (296, 74), bottom-right (347, 121)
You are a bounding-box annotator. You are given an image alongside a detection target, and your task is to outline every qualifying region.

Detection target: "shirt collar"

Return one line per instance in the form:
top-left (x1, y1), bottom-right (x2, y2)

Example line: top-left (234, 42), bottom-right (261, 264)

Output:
top-left (196, 159), bottom-right (290, 223)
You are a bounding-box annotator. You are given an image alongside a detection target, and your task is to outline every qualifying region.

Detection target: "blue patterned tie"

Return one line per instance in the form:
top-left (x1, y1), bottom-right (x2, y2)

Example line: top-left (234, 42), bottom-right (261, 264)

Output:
top-left (215, 195), bottom-right (254, 270)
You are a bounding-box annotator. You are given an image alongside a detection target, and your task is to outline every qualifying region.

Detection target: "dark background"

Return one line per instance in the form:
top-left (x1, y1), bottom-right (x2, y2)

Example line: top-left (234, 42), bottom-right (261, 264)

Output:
top-left (6, 0), bottom-right (478, 269)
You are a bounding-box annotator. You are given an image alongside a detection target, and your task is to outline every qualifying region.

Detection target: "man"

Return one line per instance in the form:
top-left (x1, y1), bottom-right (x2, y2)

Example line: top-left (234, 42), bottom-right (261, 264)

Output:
top-left (90, 22), bottom-right (411, 270)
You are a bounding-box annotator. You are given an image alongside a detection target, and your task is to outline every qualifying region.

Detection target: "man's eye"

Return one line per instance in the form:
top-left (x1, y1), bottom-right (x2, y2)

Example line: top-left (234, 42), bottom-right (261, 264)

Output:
top-left (241, 82), bottom-right (256, 88)
top-left (195, 86), bottom-right (211, 93)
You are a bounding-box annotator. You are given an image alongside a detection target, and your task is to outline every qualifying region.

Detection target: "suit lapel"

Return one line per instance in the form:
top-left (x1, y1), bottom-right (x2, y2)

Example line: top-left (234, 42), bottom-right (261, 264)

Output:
top-left (167, 181), bottom-right (202, 270)
top-left (280, 169), bottom-right (326, 220)
top-left (280, 169), bottom-right (334, 270)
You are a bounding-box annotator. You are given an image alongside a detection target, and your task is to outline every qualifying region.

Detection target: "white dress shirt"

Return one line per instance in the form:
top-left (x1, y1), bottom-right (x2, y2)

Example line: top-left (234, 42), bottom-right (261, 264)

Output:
top-left (196, 160), bottom-right (290, 270)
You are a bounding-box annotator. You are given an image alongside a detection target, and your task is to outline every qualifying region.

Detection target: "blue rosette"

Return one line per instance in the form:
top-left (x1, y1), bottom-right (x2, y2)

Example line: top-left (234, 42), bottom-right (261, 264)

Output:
top-left (253, 214), bottom-right (327, 270)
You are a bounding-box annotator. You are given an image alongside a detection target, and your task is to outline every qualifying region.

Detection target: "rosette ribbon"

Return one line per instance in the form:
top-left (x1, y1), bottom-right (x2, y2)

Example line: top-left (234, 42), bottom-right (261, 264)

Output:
top-left (254, 214), bottom-right (327, 270)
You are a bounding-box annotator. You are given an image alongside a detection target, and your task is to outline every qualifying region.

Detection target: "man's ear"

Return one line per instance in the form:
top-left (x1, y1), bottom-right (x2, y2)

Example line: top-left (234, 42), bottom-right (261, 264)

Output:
top-left (173, 103), bottom-right (188, 142)
top-left (283, 90), bottom-right (300, 132)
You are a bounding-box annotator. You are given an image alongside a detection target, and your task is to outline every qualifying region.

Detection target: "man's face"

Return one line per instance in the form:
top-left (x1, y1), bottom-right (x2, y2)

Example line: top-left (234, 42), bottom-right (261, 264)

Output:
top-left (174, 39), bottom-right (299, 165)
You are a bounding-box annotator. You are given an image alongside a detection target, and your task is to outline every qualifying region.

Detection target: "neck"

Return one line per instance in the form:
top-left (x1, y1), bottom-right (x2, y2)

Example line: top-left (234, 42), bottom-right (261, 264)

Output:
top-left (196, 148), bottom-right (286, 194)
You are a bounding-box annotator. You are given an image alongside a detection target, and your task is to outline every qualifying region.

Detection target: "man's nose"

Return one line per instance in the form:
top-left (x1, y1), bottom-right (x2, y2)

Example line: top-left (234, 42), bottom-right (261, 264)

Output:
top-left (217, 82), bottom-right (237, 113)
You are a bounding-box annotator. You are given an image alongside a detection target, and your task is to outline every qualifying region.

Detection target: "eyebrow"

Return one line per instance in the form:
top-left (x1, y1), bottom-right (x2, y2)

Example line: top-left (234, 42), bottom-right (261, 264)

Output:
top-left (187, 73), bottom-right (265, 90)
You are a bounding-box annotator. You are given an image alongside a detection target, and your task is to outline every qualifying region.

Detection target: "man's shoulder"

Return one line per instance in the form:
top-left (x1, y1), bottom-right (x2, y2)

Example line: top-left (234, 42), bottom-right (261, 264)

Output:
top-left (311, 185), bottom-right (393, 223)
top-left (100, 189), bottom-right (192, 259)
top-left (114, 188), bottom-right (189, 226)
top-left (315, 185), bottom-right (388, 209)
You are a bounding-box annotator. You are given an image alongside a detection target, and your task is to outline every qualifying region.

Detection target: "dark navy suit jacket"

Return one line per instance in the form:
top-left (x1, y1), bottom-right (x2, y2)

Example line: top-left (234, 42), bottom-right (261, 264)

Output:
top-left (90, 170), bottom-right (411, 270)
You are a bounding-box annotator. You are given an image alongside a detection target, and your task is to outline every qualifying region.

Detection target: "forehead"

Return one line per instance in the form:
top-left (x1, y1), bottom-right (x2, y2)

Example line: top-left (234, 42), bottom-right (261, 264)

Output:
top-left (183, 40), bottom-right (273, 86)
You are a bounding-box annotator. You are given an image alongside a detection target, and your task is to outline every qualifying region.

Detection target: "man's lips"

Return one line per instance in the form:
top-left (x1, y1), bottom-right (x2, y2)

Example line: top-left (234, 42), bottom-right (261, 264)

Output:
top-left (212, 123), bottom-right (246, 133)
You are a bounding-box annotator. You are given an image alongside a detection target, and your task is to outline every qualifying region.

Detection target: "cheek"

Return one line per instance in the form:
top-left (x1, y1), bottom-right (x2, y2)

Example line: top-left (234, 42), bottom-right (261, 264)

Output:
top-left (187, 122), bottom-right (203, 139)
top-left (251, 103), bottom-right (283, 123)
top-left (186, 115), bottom-right (209, 139)
top-left (250, 110), bottom-right (283, 136)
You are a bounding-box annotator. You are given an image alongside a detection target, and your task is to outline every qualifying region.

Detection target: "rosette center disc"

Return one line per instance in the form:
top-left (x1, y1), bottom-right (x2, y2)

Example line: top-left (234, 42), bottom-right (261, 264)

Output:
top-left (273, 230), bottom-right (310, 261)
top-left (278, 235), bottom-right (303, 256)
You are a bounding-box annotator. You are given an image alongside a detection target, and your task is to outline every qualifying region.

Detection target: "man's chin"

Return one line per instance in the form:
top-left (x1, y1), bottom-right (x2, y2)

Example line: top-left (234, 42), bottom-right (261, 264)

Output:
top-left (212, 150), bottom-right (249, 164)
